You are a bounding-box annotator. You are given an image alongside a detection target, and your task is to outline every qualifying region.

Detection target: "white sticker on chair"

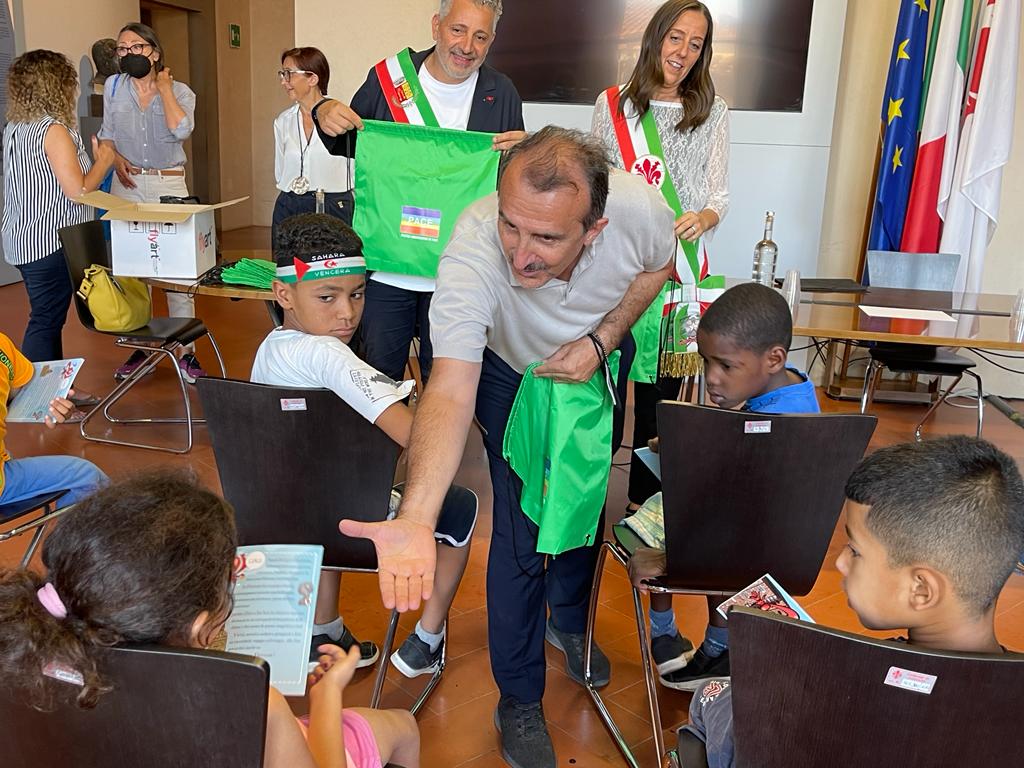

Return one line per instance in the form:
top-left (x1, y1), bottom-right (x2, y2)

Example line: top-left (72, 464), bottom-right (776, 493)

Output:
top-left (744, 420), bottom-right (772, 434)
top-left (280, 398), bottom-right (307, 411)
top-left (883, 666), bottom-right (937, 694)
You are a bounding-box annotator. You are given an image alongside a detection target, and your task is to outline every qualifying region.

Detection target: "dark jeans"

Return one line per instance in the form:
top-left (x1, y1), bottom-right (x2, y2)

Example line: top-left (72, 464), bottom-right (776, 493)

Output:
top-left (271, 190), bottom-right (354, 246)
top-left (360, 280), bottom-right (434, 384)
top-left (628, 374), bottom-right (684, 505)
top-left (16, 247), bottom-right (72, 361)
top-left (476, 338), bottom-right (632, 704)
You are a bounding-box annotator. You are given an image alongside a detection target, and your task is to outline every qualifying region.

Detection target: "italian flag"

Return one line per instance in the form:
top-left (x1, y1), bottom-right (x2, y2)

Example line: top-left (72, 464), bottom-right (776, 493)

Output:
top-left (900, 0), bottom-right (974, 252)
top-left (938, 0), bottom-right (1020, 295)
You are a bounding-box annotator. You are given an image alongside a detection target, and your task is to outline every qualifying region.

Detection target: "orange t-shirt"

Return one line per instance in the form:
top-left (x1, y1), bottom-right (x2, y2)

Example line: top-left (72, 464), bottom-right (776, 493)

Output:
top-left (1, 332), bottom-right (35, 493)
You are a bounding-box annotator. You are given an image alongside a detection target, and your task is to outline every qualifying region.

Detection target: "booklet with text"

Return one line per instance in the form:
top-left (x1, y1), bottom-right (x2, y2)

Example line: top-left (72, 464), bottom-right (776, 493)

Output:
top-left (225, 544), bottom-right (323, 696)
top-left (7, 358), bottom-right (84, 423)
top-left (716, 573), bottom-right (814, 623)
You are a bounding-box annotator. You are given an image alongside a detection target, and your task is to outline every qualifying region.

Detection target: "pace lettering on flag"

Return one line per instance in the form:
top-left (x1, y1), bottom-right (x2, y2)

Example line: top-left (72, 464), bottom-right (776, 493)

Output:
top-left (867, 0), bottom-right (930, 255)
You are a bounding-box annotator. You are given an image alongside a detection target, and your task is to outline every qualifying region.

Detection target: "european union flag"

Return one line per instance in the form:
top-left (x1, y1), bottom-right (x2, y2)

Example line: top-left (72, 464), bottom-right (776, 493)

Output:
top-left (867, 0), bottom-right (930, 252)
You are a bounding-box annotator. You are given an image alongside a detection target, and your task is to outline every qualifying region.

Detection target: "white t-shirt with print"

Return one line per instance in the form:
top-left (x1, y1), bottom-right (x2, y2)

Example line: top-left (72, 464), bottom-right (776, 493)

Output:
top-left (251, 328), bottom-right (415, 424)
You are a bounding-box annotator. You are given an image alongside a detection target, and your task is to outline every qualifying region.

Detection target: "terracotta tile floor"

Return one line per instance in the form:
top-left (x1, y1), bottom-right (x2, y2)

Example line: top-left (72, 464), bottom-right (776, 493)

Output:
top-left (3, 228), bottom-right (1024, 767)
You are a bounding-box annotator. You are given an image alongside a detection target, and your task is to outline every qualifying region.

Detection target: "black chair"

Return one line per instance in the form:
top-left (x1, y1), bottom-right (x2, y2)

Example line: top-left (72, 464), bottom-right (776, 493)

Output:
top-left (198, 378), bottom-right (445, 713)
top-left (670, 607), bottom-right (1024, 766)
top-left (584, 403), bottom-right (877, 768)
top-left (58, 220), bottom-right (225, 454)
top-left (859, 250), bottom-right (983, 440)
top-left (2, 644), bottom-right (269, 768)
top-left (0, 490), bottom-right (69, 567)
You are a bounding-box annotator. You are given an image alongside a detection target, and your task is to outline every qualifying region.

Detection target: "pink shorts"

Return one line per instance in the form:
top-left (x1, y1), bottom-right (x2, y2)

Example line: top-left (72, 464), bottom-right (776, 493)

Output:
top-left (297, 710), bottom-right (383, 768)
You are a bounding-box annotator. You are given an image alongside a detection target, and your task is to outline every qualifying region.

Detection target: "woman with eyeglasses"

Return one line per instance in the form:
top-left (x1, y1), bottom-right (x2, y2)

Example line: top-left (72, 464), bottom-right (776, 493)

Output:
top-left (97, 22), bottom-right (205, 383)
top-left (2, 50), bottom-right (115, 363)
top-left (272, 47), bottom-right (354, 244)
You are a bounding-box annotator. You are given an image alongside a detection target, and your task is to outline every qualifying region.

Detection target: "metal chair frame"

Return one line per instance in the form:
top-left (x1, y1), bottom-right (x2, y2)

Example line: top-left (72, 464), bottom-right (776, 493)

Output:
top-left (0, 491), bottom-right (71, 568)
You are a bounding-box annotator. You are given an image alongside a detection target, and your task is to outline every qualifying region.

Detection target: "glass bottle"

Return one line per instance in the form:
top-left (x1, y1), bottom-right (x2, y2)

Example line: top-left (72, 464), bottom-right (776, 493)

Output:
top-left (752, 211), bottom-right (778, 286)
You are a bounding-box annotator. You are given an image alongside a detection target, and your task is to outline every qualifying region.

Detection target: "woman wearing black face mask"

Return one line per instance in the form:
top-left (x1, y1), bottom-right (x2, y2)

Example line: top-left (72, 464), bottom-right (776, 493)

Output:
top-left (97, 23), bottom-right (206, 383)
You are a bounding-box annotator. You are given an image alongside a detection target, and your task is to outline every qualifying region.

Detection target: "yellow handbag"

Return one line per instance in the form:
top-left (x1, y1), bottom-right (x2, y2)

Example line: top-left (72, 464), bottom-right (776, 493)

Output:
top-left (77, 265), bottom-right (152, 332)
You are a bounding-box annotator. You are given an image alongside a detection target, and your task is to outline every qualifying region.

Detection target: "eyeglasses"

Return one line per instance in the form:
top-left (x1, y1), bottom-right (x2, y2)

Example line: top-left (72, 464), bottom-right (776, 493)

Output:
top-left (278, 68), bottom-right (314, 82)
top-left (115, 43), bottom-right (153, 56)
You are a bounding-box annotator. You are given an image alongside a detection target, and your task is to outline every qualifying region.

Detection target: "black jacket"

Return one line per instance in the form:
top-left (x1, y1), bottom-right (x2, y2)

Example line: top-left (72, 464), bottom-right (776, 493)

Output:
top-left (313, 47), bottom-right (525, 156)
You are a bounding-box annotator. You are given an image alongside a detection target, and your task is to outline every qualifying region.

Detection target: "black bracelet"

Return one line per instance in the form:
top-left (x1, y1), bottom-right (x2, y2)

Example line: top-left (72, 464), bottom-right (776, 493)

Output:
top-left (587, 331), bottom-right (608, 364)
top-left (310, 97), bottom-right (332, 123)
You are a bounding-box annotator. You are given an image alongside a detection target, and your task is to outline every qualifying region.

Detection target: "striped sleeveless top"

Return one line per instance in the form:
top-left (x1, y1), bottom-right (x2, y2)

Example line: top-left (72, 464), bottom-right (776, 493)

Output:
top-left (2, 117), bottom-right (93, 266)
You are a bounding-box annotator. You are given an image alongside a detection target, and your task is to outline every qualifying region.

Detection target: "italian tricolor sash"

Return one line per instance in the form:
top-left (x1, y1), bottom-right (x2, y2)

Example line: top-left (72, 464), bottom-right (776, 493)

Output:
top-left (605, 86), bottom-right (724, 380)
top-left (375, 49), bottom-right (440, 127)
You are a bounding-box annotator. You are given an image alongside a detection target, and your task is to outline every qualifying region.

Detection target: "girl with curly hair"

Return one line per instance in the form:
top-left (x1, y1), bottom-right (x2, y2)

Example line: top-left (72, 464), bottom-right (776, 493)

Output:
top-left (2, 49), bottom-right (115, 361)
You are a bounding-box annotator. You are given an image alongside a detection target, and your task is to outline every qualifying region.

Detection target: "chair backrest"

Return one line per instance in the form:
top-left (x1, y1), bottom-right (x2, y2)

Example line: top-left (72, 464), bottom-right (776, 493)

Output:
top-left (58, 220), bottom-right (111, 331)
top-left (865, 250), bottom-right (960, 291)
top-left (1, 644), bottom-right (268, 768)
top-left (197, 378), bottom-right (401, 570)
top-left (729, 608), bottom-right (1024, 765)
top-left (657, 403), bottom-right (876, 594)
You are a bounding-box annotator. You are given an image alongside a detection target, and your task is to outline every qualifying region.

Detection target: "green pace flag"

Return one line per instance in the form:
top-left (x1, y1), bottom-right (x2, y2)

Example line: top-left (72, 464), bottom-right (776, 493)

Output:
top-left (353, 119), bottom-right (500, 278)
top-left (502, 352), bottom-right (620, 556)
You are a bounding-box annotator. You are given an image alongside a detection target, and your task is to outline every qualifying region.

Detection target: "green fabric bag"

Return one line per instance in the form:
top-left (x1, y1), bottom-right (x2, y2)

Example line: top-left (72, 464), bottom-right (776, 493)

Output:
top-left (353, 119), bottom-right (500, 278)
top-left (502, 352), bottom-right (620, 556)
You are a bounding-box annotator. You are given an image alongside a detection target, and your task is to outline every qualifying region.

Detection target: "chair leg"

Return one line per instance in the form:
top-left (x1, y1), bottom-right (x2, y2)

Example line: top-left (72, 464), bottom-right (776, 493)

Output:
top-left (965, 369), bottom-right (984, 438)
top-left (206, 330), bottom-right (227, 378)
top-left (860, 360), bottom-right (883, 414)
top-left (914, 373), bottom-right (964, 442)
top-left (370, 609), bottom-right (400, 709)
top-left (80, 344), bottom-right (194, 453)
top-left (583, 542), bottom-right (642, 768)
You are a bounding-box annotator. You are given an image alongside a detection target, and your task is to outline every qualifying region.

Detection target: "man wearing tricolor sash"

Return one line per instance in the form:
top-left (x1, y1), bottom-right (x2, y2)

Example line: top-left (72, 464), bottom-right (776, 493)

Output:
top-left (311, 0), bottom-right (525, 386)
top-left (341, 128), bottom-right (675, 768)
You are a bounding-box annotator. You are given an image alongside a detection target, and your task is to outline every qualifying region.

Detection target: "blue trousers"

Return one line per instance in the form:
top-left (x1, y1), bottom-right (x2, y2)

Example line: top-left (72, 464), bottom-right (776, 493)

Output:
top-left (16, 248), bottom-right (72, 362)
top-left (360, 280), bottom-right (434, 384)
top-left (476, 339), bottom-right (632, 703)
top-left (0, 455), bottom-right (108, 509)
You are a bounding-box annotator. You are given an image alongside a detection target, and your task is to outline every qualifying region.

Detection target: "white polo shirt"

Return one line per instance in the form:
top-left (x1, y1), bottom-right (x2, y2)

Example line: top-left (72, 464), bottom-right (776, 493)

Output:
top-left (429, 169), bottom-right (676, 374)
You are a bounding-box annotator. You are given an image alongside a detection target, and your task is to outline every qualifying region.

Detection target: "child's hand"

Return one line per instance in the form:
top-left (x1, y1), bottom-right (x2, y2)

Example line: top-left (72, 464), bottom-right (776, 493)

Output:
top-left (648, 437), bottom-right (660, 454)
top-left (308, 643), bottom-right (361, 692)
top-left (628, 546), bottom-right (667, 593)
top-left (44, 391), bottom-right (77, 428)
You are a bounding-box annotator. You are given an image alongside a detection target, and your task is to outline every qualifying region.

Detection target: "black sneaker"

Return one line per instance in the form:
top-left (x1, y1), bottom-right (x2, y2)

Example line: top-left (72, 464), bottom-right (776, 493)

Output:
top-left (390, 632), bottom-right (442, 678)
top-left (309, 626), bottom-right (379, 668)
top-left (659, 648), bottom-right (729, 691)
top-left (651, 632), bottom-right (695, 675)
top-left (494, 696), bottom-right (556, 768)
top-left (544, 618), bottom-right (610, 688)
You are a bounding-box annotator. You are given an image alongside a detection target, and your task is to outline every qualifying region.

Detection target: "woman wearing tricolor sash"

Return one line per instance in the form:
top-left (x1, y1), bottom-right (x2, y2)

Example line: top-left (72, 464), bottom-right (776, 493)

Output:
top-left (591, 0), bottom-right (729, 679)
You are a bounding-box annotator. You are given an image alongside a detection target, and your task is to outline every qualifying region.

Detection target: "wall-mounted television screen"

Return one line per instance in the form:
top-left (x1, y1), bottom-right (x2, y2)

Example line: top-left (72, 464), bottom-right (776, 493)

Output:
top-left (486, 0), bottom-right (815, 111)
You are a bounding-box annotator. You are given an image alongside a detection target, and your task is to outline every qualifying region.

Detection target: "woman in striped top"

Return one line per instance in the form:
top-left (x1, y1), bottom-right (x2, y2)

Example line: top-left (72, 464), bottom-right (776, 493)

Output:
top-left (2, 50), bottom-right (115, 361)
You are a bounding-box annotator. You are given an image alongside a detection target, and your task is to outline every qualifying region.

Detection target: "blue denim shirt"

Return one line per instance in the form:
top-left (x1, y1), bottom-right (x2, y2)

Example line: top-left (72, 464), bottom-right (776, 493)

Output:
top-left (97, 73), bottom-right (195, 169)
top-left (742, 366), bottom-right (820, 414)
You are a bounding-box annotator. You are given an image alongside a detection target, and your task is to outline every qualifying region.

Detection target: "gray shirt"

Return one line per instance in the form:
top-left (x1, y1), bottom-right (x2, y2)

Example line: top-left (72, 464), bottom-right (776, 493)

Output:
top-left (97, 73), bottom-right (195, 169)
top-left (429, 169), bottom-right (676, 374)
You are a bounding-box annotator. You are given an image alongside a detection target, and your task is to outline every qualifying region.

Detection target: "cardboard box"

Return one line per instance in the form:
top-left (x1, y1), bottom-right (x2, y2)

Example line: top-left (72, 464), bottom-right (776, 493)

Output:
top-left (77, 191), bottom-right (248, 279)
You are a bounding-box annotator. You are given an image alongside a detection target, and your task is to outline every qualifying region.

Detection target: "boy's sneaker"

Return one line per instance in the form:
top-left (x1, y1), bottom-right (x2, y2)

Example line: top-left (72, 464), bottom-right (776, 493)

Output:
top-left (114, 350), bottom-right (154, 380)
top-left (544, 618), bottom-right (610, 688)
top-left (651, 632), bottom-right (696, 675)
top-left (494, 696), bottom-right (556, 768)
top-left (177, 353), bottom-right (207, 384)
top-left (309, 626), bottom-right (379, 668)
top-left (390, 632), bottom-right (443, 678)
top-left (659, 648), bottom-right (729, 691)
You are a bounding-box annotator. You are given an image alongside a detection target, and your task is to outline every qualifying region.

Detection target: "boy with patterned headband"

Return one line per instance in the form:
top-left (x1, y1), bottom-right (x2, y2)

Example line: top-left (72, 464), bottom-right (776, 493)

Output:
top-left (252, 213), bottom-right (479, 676)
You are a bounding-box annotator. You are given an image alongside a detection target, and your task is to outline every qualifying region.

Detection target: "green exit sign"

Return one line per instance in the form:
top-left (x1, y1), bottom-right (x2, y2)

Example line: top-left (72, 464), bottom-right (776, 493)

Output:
top-left (228, 23), bottom-right (241, 48)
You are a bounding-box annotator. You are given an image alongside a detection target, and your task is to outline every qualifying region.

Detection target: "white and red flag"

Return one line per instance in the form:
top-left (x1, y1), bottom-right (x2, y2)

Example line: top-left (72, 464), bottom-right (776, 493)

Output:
top-left (939, 0), bottom-right (1020, 295)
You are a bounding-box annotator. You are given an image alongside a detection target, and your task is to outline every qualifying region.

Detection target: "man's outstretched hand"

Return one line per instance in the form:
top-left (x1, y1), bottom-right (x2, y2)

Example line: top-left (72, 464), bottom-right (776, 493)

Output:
top-left (338, 517), bottom-right (436, 611)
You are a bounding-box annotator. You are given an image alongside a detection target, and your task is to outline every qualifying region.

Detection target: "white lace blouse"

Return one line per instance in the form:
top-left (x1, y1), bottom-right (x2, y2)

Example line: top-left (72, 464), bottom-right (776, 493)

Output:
top-left (591, 90), bottom-right (730, 237)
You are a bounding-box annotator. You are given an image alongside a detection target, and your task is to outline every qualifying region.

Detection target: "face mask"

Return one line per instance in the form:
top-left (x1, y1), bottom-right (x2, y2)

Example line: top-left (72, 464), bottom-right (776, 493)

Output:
top-left (121, 53), bottom-right (152, 79)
